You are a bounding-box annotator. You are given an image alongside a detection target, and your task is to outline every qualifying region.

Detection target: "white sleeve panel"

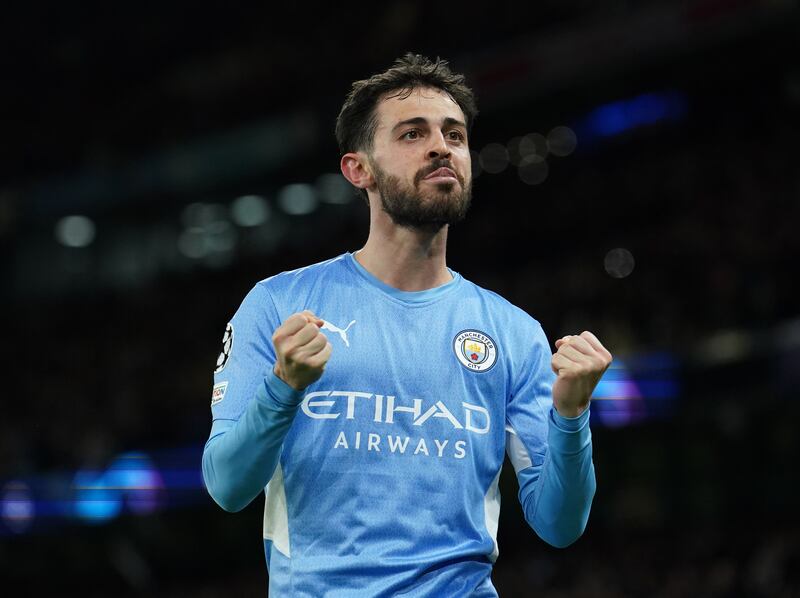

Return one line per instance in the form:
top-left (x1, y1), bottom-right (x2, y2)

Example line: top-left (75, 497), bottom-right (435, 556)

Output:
top-left (505, 424), bottom-right (533, 473)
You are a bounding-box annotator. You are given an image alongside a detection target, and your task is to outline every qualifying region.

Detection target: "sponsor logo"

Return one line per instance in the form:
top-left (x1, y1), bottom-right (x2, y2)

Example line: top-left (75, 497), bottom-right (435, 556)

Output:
top-left (214, 323), bottom-right (234, 373)
top-left (332, 432), bottom-right (467, 460)
top-left (299, 389), bottom-right (490, 461)
top-left (300, 391), bottom-right (490, 434)
top-left (211, 381), bottom-right (228, 406)
top-left (321, 319), bottom-right (356, 347)
top-left (453, 330), bottom-right (498, 372)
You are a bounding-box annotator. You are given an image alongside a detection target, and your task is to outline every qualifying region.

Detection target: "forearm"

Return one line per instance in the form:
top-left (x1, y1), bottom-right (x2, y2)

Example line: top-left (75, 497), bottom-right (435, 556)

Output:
top-left (202, 371), bottom-right (303, 512)
top-left (519, 408), bottom-right (596, 548)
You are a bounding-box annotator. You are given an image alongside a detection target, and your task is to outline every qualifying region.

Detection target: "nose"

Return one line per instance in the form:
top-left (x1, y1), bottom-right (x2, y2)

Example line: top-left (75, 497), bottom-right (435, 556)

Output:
top-left (426, 131), bottom-right (451, 160)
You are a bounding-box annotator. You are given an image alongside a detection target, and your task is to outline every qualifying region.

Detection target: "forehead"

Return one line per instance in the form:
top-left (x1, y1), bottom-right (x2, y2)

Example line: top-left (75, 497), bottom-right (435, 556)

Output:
top-left (374, 86), bottom-right (465, 131)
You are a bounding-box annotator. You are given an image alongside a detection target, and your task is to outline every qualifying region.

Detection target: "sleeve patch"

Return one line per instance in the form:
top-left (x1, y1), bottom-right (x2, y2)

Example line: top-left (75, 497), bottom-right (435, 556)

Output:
top-left (214, 323), bottom-right (234, 373)
top-left (211, 381), bottom-right (229, 406)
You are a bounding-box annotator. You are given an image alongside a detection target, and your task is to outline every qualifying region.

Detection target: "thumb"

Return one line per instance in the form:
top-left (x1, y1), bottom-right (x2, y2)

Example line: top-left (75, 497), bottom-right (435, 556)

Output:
top-left (302, 310), bottom-right (324, 327)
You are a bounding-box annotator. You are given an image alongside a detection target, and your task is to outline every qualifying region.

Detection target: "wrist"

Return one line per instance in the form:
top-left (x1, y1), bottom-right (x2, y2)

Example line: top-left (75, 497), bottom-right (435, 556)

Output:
top-left (553, 402), bottom-right (588, 419)
top-left (273, 364), bottom-right (302, 391)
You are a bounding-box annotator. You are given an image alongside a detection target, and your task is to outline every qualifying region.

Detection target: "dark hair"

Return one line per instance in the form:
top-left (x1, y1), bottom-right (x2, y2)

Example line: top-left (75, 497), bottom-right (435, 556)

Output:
top-left (335, 53), bottom-right (478, 158)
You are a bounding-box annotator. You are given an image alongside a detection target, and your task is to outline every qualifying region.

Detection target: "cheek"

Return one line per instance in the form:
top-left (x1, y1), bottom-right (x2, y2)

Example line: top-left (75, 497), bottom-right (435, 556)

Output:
top-left (455, 149), bottom-right (472, 180)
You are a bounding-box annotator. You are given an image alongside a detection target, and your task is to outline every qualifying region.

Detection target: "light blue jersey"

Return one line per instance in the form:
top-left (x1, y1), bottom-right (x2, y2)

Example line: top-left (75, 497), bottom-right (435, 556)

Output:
top-left (203, 253), bottom-right (595, 597)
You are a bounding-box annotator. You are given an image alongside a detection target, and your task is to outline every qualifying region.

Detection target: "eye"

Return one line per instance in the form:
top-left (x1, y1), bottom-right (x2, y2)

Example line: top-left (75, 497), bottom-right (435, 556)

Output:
top-left (401, 129), bottom-right (421, 140)
top-left (447, 130), bottom-right (465, 142)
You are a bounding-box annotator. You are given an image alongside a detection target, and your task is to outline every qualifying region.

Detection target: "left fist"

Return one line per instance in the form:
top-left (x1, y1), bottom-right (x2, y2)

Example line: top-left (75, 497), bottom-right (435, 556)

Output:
top-left (551, 331), bottom-right (612, 418)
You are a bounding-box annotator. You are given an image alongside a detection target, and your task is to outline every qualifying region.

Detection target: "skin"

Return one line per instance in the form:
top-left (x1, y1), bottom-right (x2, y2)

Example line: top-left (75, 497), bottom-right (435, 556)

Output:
top-left (273, 86), bottom-right (612, 416)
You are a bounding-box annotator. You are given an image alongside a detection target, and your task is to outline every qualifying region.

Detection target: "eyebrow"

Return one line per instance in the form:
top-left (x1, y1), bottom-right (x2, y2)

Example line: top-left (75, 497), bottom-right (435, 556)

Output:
top-left (391, 116), bottom-right (467, 133)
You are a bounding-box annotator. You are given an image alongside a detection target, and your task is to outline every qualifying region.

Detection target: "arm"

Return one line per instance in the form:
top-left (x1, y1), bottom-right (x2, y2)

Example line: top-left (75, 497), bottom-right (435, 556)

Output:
top-left (201, 282), bottom-right (331, 512)
top-left (514, 408), bottom-right (595, 548)
top-left (507, 327), bottom-right (609, 547)
top-left (202, 372), bottom-right (303, 512)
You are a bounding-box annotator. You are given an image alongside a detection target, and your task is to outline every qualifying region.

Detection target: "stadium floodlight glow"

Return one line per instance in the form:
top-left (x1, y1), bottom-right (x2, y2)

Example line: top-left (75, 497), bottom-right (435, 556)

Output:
top-left (1, 481), bottom-right (35, 534)
top-left (278, 183), bottom-right (318, 215)
top-left (316, 174), bottom-right (354, 205)
top-left (55, 215), bottom-right (96, 248)
top-left (590, 353), bottom-right (678, 427)
top-left (231, 195), bottom-right (271, 227)
top-left (105, 452), bottom-right (165, 516)
top-left (578, 91), bottom-right (688, 140)
top-left (72, 469), bottom-right (122, 523)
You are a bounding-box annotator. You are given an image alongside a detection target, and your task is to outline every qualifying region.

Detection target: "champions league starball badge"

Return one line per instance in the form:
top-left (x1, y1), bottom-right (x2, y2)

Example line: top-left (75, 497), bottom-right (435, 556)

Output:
top-left (214, 322), bottom-right (234, 373)
top-left (453, 329), bottom-right (498, 372)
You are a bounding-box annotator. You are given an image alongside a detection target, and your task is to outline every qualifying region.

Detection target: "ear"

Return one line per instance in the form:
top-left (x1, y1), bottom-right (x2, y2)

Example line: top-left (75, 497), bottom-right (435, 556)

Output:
top-left (340, 152), bottom-right (374, 190)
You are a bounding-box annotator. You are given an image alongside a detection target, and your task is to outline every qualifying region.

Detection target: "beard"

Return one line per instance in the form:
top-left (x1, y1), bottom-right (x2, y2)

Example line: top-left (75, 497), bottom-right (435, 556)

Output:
top-left (371, 158), bottom-right (472, 232)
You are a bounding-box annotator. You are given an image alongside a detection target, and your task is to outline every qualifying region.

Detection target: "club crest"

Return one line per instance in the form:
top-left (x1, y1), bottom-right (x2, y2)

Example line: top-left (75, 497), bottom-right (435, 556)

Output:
top-left (453, 329), bottom-right (497, 372)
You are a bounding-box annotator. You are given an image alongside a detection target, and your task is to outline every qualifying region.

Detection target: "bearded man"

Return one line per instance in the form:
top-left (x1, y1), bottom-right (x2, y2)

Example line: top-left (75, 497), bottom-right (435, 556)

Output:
top-left (202, 53), bottom-right (611, 597)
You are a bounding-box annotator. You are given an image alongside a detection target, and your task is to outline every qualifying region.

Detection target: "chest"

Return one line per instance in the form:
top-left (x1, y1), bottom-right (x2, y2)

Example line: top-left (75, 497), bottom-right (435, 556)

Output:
top-left (278, 292), bottom-right (513, 467)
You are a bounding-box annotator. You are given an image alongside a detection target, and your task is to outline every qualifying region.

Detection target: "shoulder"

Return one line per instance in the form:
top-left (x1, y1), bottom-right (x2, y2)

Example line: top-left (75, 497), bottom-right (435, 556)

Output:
top-left (253, 253), bottom-right (349, 297)
top-left (457, 276), bottom-right (553, 376)
top-left (458, 275), bottom-right (544, 333)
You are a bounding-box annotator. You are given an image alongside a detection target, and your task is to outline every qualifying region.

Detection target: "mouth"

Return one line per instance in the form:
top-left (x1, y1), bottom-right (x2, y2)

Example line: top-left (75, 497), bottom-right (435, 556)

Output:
top-left (423, 167), bottom-right (458, 182)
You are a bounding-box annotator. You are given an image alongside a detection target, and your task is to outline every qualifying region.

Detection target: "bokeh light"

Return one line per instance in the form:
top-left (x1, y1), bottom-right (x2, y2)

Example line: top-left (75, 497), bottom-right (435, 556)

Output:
top-left (479, 143), bottom-right (510, 174)
top-left (316, 173), bottom-right (353, 204)
top-left (55, 215), bottom-right (96, 248)
top-left (518, 133), bottom-right (548, 162)
top-left (278, 183), bottom-right (318, 215)
top-left (1, 481), bottom-right (34, 534)
top-left (604, 248), bottom-right (636, 278)
top-left (547, 126), bottom-right (578, 157)
top-left (518, 156), bottom-right (549, 185)
top-left (231, 195), bottom-right (270, 227)
top-left (72, 470), bottom-right (123, 523)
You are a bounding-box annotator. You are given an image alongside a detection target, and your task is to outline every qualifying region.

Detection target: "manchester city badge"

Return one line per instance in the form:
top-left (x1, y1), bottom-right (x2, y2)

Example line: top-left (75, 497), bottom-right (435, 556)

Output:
top-left (453, 329), bottom-right (498, 372)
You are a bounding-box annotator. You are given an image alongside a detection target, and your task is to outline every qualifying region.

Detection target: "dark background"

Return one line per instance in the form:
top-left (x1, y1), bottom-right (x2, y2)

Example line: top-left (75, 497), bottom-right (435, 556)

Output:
top-left (2, 2), bottom-right (799, 596)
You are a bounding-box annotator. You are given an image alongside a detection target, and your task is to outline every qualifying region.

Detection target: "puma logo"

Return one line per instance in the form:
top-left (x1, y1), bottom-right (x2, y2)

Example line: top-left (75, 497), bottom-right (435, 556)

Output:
top-left (321, 319), bottom-right (356, 347)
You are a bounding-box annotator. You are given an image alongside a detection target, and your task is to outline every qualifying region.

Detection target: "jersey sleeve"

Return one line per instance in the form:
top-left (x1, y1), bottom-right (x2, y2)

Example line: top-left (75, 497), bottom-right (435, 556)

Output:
top-left (505, 322), bottom-right (596, 548)
top-left (211, 283), bottom-right (279, 422)
top-left (202, 282), bottom-right (305, 512)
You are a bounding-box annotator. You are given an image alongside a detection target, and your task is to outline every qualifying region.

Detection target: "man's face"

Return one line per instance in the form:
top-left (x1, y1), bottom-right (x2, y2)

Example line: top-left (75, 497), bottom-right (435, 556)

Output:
top-left (367, 86), bottom-right (472, 231)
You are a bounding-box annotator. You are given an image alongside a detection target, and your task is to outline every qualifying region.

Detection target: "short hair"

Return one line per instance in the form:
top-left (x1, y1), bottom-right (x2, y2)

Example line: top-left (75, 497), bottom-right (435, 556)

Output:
top-left (335, 53), bottom-right (478, 157)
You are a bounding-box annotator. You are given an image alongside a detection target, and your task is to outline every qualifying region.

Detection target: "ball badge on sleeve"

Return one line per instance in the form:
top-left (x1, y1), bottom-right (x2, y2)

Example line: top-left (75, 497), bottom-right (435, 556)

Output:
top-left (453, 329), bottom-right (497, 372)
top-left (214, 323), bottom-right (234, 374)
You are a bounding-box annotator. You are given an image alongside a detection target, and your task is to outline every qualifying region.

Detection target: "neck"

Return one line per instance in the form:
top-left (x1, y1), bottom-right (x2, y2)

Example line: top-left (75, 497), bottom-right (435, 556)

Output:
top-left (355, 208), bottom-right (452, 292)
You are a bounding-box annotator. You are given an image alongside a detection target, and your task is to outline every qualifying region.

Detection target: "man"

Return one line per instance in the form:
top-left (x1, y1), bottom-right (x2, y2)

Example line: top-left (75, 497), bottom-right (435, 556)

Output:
top-left (203, 53), bottom-right (611, 597)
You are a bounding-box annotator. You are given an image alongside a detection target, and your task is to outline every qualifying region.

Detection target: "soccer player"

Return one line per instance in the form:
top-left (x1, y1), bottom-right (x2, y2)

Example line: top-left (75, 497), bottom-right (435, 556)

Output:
top-left (202, 53), bottom-right (612, 597)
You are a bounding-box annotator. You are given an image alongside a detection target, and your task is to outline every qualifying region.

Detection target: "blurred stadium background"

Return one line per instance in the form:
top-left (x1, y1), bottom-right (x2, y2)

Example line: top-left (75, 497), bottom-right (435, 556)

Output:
top-left (2, 1), bottom-right (799, 596)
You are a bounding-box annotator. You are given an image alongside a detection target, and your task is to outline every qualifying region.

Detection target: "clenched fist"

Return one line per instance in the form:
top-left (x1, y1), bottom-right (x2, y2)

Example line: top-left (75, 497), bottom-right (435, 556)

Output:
top-left (551, 331), bottom-right (612, 418)
top-left (272, 310), bottom-right (333, 391)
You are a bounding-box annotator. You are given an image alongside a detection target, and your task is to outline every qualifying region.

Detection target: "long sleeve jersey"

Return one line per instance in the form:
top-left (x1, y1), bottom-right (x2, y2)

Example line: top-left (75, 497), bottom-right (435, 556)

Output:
top-left (202, 253), bottom-right (596, 597)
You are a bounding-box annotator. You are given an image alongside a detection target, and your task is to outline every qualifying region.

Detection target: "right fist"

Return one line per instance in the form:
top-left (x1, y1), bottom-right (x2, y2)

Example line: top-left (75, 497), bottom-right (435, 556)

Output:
top-left (272, 310), bottom-right (332, 391)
